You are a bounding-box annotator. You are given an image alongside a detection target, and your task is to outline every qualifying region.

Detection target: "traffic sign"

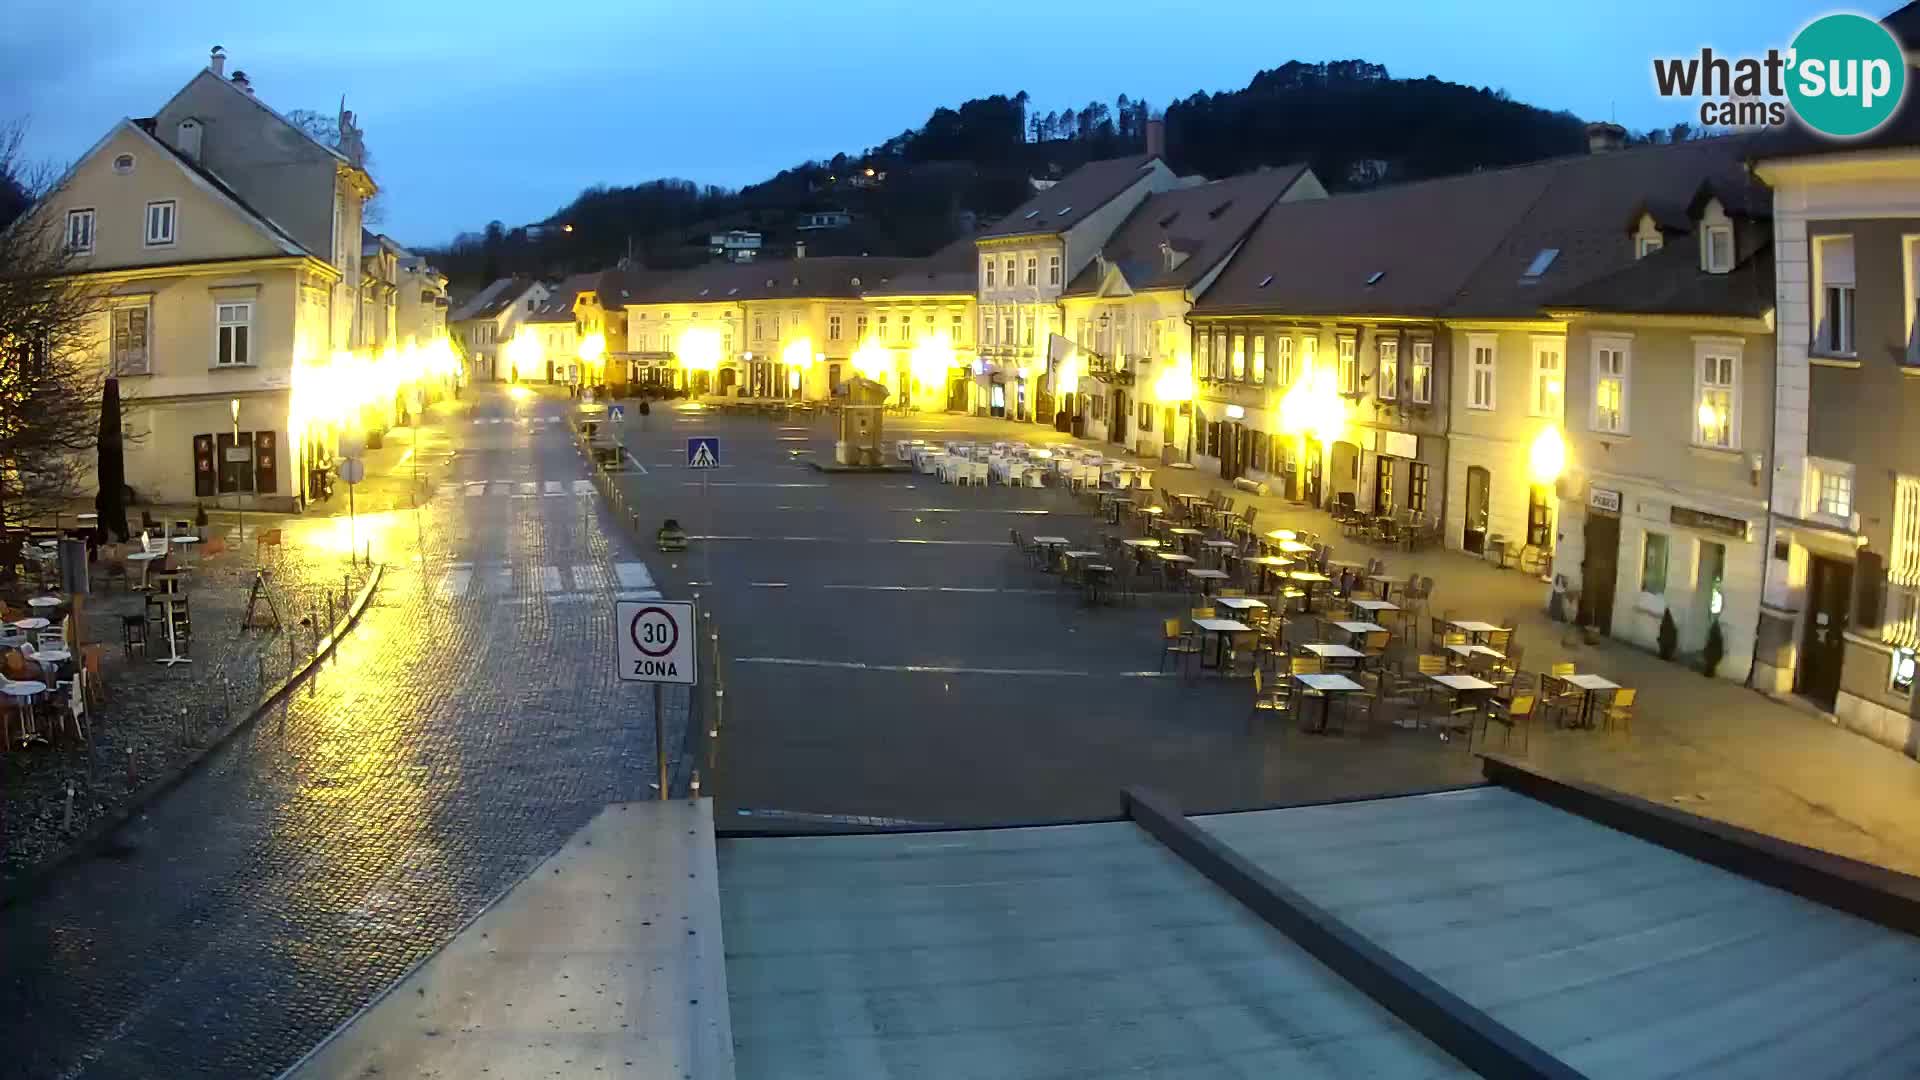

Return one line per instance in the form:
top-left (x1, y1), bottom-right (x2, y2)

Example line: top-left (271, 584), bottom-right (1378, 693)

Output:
top-left (686, 437), bottom-right (720, 468)
top-left (338, 458), bottom-right (366, 485)
top-left (617, 600), bottom-right (697, 684)
top-left (339, 431), bottom-right (366, 460)
top-left (609, 404), bottom-right (626, 422)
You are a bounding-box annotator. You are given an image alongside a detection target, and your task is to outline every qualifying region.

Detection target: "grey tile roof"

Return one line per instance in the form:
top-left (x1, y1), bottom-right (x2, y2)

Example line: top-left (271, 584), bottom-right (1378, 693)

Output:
top-left (976, 154), bottom-right (1163, 240)
top-left (1543, 237), bottom-right (1774, 319)
top-left (1061, 164), bottom-right (1312, 297)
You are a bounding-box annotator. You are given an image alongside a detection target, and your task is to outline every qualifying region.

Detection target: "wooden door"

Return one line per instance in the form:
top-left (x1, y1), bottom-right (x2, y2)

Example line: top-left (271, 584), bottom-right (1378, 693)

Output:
top-left (1799, 557), bottom-right (1853, 708)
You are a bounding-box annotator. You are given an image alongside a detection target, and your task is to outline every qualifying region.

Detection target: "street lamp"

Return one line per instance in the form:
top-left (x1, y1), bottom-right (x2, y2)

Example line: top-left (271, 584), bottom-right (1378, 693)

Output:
top-left (230, 398), bottom-right (244, 541)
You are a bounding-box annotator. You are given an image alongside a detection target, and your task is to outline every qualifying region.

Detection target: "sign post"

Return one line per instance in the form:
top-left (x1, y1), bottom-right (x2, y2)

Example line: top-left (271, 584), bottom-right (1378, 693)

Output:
top-left (687, 437), bottom-right (719, 588)
top-left (339, 455), bottom-right (366, 566)
top-left (617, 599), bottom-right (698, 800)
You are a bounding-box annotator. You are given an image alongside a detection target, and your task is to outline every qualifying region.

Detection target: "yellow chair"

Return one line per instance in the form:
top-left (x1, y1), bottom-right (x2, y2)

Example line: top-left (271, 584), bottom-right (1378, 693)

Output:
top-left (1251, 668), bottom-right (1290, 719)
top-left (1550, 662), bottom-right (1575, 677)
top-left (1218, 587), bottom-right (1246, 598)
top-left (1291, 656), bottom-right (1323, 676)
top-left (1602, 687), bottom-right (1636, 735)
top-left (1190, 607), bottom-right (1216, 621)
top-left (1160, 619), bottom-right (1201, 673)
top-left (1481, 693), bottom-right (1536, 753)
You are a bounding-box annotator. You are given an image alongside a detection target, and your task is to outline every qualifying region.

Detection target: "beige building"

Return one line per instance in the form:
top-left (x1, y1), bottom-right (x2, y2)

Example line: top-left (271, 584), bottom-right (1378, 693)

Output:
top-left (1058, 165), bottom-right (1323, 460)
top-left (975, 135), bottom-right (1177, 422)
top-left (1546, 187), bottom-right (1776, 682)
top-left (23, 47), bottom-right (393, 510)
top-left (450, 278), bottom-right (551, 382)
top-left (396, 252), bottom-right (450, 348)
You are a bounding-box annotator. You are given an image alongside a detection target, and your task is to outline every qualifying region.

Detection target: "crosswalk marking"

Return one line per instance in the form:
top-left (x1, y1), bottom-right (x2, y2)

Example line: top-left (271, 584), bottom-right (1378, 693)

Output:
top-left (572, 564), bottom-right (609, 592)
top-left (573, 479), bottom-right (594, 496)
top-left (429, 562), bottom-right (663, 603)
top-left (519, 481), bottom-right (537, 496)
top-left (613, 562), bottom-right (655, 590)
top-left (436, 567), bottom-right (473, 597)
top-left (465, 482), bottom-right (486, 497)
top-left (544, 481), bottom-right (563, 496)
top-left (538, 566), bottom-right (563, 592)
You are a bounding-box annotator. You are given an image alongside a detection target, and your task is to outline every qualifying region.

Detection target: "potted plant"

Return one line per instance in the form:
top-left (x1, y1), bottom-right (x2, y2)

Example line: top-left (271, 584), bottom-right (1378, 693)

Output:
top-left (1702, 620), bottom-right (1726, 677)
top-left (194, 503), bottom-right (209, 539)
top-left (1657, 608), bottom-right (1679, 661)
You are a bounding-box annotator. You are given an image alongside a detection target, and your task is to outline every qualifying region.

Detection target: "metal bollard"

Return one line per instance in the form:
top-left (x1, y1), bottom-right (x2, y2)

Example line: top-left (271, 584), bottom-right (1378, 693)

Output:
top-left (328, 592), bottom-right (336, 635)
top-left (64, 780), bottom-right (74, 832)
top-left (179, 706), bottom-right (189, 746)
top-left (126, 747), bottom-right (136, 788)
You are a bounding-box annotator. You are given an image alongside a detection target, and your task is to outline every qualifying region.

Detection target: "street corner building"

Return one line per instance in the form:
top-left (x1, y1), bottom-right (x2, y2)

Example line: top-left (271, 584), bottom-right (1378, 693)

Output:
top-left (18, 46), bottom-right (457, 512)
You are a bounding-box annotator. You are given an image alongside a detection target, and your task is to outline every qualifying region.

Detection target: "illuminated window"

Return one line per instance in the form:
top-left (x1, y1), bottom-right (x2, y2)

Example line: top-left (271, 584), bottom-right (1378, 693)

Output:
top-left (1468, 335), bottom-right (1496, 410)
top-left (1592, 338), bottom-right (1628, 433)
top-left (1819, 467), bottom-right (1852, 520)
top-left (1230, 332), bottom-right (1246, 381)
top-left (951, 313), bottom-right (962, 340)
top-left (1025, 256), bottom-right (1037, 286)
top-left (1196, 329), bottom-right (1211, 380)
top-left (1251, 336), bottom-right (1266, 384)
top-left (1640, 531), bottom-right (1670, 596)
top-left (1337, 335), bottom-right (1356, 392)
top-left (1274, 335), bottom-right (1294, 388)
top-left (1212, 329), bottom-right (1228, 381)
top-left (1410, 340), bottom-right (1432, 404)
top-left (1694, 344), bottom-right (1740, 449)
top-left (1048, 254), bottom-right (1061, 285)
top-left (1377, 338), bottom-right (1398, 400)
top-left (828, 314), bottom-right (841, 341)
top-left (856, 314), bottom-right (868, 340)
top-left (1530, 338), bottom-right (1563, 417)
top-left (1408, 462), bottom-right (1430, 515)
top-left (111, 304), bottom-right (151, 375)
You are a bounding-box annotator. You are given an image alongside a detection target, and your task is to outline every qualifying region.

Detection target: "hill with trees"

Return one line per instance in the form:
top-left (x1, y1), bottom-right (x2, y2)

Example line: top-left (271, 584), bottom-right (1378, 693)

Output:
top-left (432, 59), bottom-right (1676, 289)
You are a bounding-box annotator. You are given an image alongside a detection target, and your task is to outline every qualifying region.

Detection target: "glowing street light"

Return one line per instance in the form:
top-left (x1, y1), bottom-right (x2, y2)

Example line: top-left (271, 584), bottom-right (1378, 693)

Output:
top-left (1529, 424), bottom-right (1567, 484)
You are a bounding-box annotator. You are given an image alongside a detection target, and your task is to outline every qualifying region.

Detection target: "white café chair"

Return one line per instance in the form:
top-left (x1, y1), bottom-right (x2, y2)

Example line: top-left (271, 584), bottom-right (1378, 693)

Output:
top-left (969, 461), bottom-right (989, 486)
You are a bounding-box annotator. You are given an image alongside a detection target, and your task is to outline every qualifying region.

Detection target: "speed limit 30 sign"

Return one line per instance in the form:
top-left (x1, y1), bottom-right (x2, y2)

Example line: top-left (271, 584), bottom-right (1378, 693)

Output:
top-left (616, 600), bottom-right (698, 684)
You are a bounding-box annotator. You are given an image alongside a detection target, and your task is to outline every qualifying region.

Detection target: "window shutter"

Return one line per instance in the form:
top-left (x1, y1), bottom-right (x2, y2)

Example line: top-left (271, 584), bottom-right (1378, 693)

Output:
top-left (193, 434), bottom-right (217, 497)
top-left (1855, 550), bottom-right (1885, 632)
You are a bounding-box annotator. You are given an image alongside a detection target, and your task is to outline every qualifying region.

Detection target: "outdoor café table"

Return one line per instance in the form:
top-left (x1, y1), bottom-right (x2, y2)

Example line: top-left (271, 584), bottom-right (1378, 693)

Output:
top-left (1443, 643), bottom-right (1506, 661)
top-left (1288, 570), bottom-right (1331, 611)
top-left (1191, 617), bottom-right (1252, 670)
top-left (1032, 536), bottom-right (1070, 571)
top-left (27, 596), bottom-right (61, 613)
top-left (1350, 598), bottom-right (1400, 614)
top-left (152, 594), bottom-right (191, 666)
top-left (1264, 529), bottom-right (1298, 542)
top-left (127, 549), bottom-right (162, 588)
top-left (1366, 573), bottom-right (1400, 600)
top-left (2, 679), bottom-right (48, 745)
top-left (1328, 559), bottom-right (1366, 571)
top-left (1244, 555), bottom-right (1293, 591)
top-left (1214, 596), bottom-right (1267, 615)
top-left (1448, 619), bottom-right (1505, 644)
top-left (1166, 526), bottom-right (1203, 554)
top-left (1121, 537), bottom-right (1162, 549)
top-left (1332, 620), bottom-right (1387, 645)
top-left (1104, 496), bottom-right (1134, 524)
top-left (1063, 551), bottom-right (1101, 579)
top-left (28, 647), bottom-right (68, 682)
top-left (1564, 673), bottom-right (1621, 728)
top-left (1155, 552), bottom-right (1196, 583)
top-left (12, 618), bottom-right (48, 632)
top-left (1202, 538), bottom-right (1238, 562)
top-left (1081, 563), bottom-right (1114, 605)
top-left (1186, 567), bottom-right (1230, 595)
top-left (1302, 642), bottom-right (1364, 669)
top-left (1429, 672), bottom-right (1497, 719)
top-left (1295, 672), bottom-right (1364, 733)
top-left (1276, 540), bottom-right (1315, 555)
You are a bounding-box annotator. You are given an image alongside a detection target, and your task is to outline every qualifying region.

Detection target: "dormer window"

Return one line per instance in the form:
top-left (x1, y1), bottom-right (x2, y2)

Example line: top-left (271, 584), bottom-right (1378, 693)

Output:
top-left (1704, 225), bottom-right (1733, 273)
top-left (1365, 271), bottom-right (1385, 286)
top-left (1636, 234), bottom-right (1664, 259)
top-left (1522, 248), bottom-right (1559, 279)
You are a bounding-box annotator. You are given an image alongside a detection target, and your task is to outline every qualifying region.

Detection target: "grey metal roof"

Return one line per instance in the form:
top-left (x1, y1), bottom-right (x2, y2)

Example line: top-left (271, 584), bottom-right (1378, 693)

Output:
top-left (719, 821), bottom-right (1469, 1079)
top-left (1197, 787), bottom-right (1920, 1078)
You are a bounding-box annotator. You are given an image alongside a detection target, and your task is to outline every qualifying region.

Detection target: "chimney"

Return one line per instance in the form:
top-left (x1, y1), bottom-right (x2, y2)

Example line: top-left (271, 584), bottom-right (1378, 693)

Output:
top-left (231, 70), bottom-right (253, 95)
top-left (209, 45), bottom-right (226, 78)
top-left (177, 118), bottom-right (203, 162)
top-left (1585, 121), bottom-right (1627, 154)
top-left (1145, 116), bottom-right (1166, 160)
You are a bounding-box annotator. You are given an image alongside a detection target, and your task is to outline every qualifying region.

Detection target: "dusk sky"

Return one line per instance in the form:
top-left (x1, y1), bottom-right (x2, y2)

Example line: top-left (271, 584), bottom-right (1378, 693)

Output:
top-left (4, 0), bottom-right (1839, 249)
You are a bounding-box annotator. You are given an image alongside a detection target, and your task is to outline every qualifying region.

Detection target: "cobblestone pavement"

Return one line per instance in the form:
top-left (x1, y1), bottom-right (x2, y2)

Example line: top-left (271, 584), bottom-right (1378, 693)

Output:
top-left (0, 385), bottom-right (687, 1079)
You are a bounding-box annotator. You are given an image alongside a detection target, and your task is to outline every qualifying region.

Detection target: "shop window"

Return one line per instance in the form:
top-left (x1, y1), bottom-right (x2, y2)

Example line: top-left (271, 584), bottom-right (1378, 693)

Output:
top-left (1641, 532), bottom-right (1670, 597)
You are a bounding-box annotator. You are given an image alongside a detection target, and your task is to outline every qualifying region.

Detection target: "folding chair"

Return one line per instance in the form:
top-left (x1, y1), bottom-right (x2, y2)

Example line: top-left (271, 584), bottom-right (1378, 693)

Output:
top-left (1480, 693), bottom-right (1536, 754)
top-left (1160, 618), bottom-right (1201, 674)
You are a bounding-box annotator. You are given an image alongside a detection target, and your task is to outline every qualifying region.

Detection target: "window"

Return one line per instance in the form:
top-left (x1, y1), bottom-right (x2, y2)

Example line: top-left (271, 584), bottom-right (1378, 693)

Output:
top-left (1003, 256), bottom-right (1015, 284)
top-left (1522, 248), bottom-right (1560, 278)
top-left (65, 209), bottom-right (95, 254)
top-left (1530, 338), bottom-right (1563, 417)
top-left (144, 200), bottom-right (177, 246)
top-left (1409, 462), bottom-right (1431, 516)
top-left (1002, 313), bottom-right (1013, 346)
top-left (1694, 343), bottom-right (1740, 449)
top-left (856, 314), bottom-right (868, 341)
top-left (925, 313), bottom-right (935, 339)
top-left (1377, 338), bottom-right (1398, 401)
top-left (1196, 330), bottom-right (1211, 381)
top-left (1889, 478), bottom-right (1920, 636)
top-left (1336, 335), bottom-right (1357, 392)
top-left (984, 258), bottom-right (995, 289)
top-left (754, 316), bottom-right (766, 340)
top-left (1048, 255), bottom-right (1061, 285)
top-left (1468, 335), bottom-right (1496, 410)
top-left (981, 311), bottom-right (994, 345)
top-left (1139, 400), bottom-right (1153, 433)
top-left (1527, 485), bottom-right (1552, 548)
top-left (1637, 235), bottom-right (1663, 259)
top-left (1815, 235), bottom-right (1855, 354)
top-left (1230, 333), bottom-right (1246, 381)
top-left (1212, 330), bottom-right (1228, 381)
top-left (828, 314), bottom-right (842, 341)
top-left (1023, 314), bottom-right (1034, 347)
top-left (1817, 465), bottom-right (1853, 521)
top-left (1301, 335), bottom-right (1318, 381)
top-left (1025, 256), bottom-right (1037, 286)
top-left (1251, 336), bottom-right (1266, 384)
top-left (951, 313), bottom-right (962, 340)
top-left (1641, 531), bottom-right (1671, 597)
top-left (113, 153), bottom-right (135, 174)
top-left (1274, 336), bottom-right (1294, 388)
top-left (111, 304), bottom-right (150, 375)
top-left (1705, 225), bottom-right (1733, 273)
top-left (216, 302), bottom-right (253, 366)
top-left (1591, 338), bottom-right (1629, 434)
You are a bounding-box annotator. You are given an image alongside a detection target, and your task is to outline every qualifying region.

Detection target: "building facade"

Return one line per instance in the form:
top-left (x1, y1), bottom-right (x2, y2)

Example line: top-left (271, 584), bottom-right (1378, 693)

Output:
top-left (1546, 194), bottom-right (1777, 683)
top-left (21, 47), bottom-right (416, 511)
top-left (1754, 134), bottom-right (1920, 750)
top-left (450, 278), bottom-right (550, 382)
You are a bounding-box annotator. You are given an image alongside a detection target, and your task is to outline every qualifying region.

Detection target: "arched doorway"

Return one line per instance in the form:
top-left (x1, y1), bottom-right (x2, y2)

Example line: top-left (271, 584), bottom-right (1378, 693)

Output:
top-left (717, 367), bottom-right (738, 395)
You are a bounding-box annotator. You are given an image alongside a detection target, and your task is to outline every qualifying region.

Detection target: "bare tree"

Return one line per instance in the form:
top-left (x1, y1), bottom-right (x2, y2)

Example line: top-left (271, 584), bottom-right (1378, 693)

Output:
top-left (0, 118), bottom-right (107, 528)
top-left (285, 108), bottom-right (385, 226)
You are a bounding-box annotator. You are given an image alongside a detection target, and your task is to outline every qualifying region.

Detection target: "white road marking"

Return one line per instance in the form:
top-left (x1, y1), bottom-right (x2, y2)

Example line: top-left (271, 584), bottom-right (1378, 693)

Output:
top-left (544, 480), bottom-right (564, 495)
top-left (538, 566), bottom-right (563, 592)
top-left (465, 483), bottom-right (486, 497)
top-left (736, 657), bottom-right (1173, 678)
top-left (437, 567), bottom-right (473, 597)
top-left (748, 582), bottom-right (789, 588)
top-left (437, 483), bottom-right (460, 498)
top-left (679, 482), bottom-right (824, 488)
top-left (822, 584), bottom-right (1051, 595)
top-left (689, 535), bottom-right (1008, 546)
top-left (491, 567), bottom-right (513, 594)
top-left (518, 481), bottom-right (538, 496)
top-left (572, 479), bottom-right (595, 495)
top-left (571, 564), bottom-right (608, 591)
top-left (623, 450), bottom-right (649, 474)
top-left (615, 589), bottom-right (663, 601)
top-left (613, 562), bottom-right (655, 589)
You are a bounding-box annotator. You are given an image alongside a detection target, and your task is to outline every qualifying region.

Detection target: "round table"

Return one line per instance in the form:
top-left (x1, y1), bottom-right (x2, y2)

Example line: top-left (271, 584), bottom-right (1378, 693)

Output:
top-left (13, 618), bottom-right (48, 631)
top-left (2, 679), bottom-right (47, 744)
top-left (28, 648), bottom-right (68, 681)
top-left (27, 596), bottom-right (60, 611)
top-left (127, 550), bottom-right (163, 588)
top-left (171, 535), bottom-right (201, 560)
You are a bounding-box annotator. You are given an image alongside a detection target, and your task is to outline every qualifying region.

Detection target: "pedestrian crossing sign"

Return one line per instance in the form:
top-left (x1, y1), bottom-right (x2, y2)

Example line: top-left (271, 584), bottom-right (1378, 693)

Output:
top-left (609, 404), bottom-right (625, 422)
top-left (687, 437), bottom-right (720, 468)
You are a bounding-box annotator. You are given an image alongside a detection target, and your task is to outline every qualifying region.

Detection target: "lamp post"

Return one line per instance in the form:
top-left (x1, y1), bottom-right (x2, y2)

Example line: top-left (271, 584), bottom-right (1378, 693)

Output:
top-left (230, 398), bottom-right (244, 541)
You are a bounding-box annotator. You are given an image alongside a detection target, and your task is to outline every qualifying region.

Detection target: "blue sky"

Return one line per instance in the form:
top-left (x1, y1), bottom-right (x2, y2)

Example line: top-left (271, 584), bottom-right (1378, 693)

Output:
top-left (2, 0), bottom-right (1840, 248)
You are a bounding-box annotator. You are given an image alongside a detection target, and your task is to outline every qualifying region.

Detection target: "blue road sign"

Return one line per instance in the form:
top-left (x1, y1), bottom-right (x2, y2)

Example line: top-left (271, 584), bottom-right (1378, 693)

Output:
top-left (609, 404), bottom-right (626, 421)
top-left (687, 436), bottom-right (721, 468)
